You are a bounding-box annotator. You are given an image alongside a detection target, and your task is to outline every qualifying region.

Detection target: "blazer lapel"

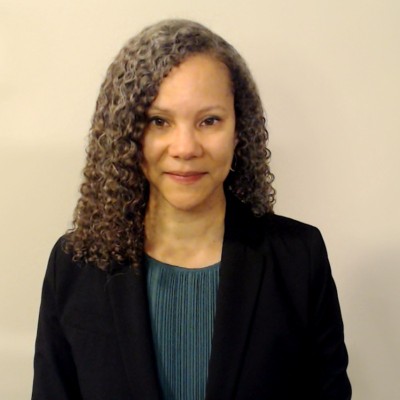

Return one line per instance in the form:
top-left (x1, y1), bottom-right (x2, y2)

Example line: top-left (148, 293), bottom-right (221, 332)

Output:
top-left (206, 197), bottom-right (268, 399)
top-left (106, 267), bottom-right (162, 399)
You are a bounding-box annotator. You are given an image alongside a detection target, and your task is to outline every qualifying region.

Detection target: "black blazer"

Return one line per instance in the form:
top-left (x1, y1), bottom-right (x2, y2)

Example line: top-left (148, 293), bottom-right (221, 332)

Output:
top-left (32, 197), bottom-right (351, 399)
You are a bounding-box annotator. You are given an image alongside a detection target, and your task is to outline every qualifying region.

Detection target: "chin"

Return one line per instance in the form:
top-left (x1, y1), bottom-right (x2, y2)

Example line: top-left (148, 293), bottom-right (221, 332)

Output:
top-left (165, 191), bottom-right (222, 212)
top-left (167, 196), bottom-right (208, 212)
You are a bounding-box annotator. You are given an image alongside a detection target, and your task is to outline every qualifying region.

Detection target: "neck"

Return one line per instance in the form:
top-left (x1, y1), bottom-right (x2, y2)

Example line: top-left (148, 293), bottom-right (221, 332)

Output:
top-left (144, 196), bottom-right (226, 268)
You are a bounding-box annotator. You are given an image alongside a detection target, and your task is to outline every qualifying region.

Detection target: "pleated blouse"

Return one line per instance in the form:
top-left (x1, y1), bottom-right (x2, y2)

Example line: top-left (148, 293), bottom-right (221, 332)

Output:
top-left (145, 255), bottom-right (220, 400)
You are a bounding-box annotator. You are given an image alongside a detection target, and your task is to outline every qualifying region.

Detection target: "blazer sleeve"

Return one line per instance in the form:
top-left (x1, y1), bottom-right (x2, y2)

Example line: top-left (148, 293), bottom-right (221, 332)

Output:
top-left (309, 229), bottom-right (352, 399)
top-left (32, 239), bottom-right (82, 400)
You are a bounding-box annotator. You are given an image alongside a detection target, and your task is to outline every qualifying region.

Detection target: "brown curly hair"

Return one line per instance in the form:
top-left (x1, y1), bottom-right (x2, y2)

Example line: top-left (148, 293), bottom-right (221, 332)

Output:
top-left (65, 19), bottom-right (275, 271)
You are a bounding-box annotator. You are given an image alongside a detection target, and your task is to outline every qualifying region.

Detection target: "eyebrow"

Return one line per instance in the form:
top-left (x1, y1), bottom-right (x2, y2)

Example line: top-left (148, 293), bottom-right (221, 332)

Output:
top-left (147, 105), bottom-right (228, 114)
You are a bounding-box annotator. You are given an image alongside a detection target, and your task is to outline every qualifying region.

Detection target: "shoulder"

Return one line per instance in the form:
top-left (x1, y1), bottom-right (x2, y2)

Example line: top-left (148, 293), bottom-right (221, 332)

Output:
top-left (257, 213), bottom-right (324, 247)
top-left (259, 213), bottom-right (319, 234)
top-left (225, 196), bottom-right (331, 281)
top-left (40, 236), bottom-right (119, 338)
top-left (251, 215), bottom-right (329, 277)
top-left (226, 195), bottom-right (325, 250)
top-left (46, 235), bottom-right (85, 277)
top-left (44, 235), bottom-right (109, 296)
top-left (224, 197), bottom-right (336, 313)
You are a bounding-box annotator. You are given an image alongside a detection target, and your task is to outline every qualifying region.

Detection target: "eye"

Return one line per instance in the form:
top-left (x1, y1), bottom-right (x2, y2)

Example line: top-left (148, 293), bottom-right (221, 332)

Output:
top-left (201, 116), bottom-right (220, 126)
top-left (148, 116), bottom-right (168, 127)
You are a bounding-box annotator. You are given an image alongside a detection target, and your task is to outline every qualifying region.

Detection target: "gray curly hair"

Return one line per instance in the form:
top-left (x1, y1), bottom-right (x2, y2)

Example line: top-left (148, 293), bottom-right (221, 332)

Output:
top-left (65, 19), bottom-right (275, 270)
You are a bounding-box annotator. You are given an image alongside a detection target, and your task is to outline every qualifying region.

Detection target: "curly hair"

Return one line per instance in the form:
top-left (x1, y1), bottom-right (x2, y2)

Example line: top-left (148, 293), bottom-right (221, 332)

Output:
top-left (65, 19), bottom-right (275, 270)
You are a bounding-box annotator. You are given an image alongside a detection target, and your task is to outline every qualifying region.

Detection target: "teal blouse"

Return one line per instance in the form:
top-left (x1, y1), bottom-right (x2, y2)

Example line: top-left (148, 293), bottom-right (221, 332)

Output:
top-left (145, 255), bottom-right (220, 400)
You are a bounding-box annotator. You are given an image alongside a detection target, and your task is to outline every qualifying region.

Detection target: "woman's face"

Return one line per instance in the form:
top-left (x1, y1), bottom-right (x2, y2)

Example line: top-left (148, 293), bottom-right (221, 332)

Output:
top-left (141, 53), bottom-right (237, 213)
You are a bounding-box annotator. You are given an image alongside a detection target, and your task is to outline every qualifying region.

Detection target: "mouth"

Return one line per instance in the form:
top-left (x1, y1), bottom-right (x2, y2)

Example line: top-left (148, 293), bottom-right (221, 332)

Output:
top-left (165, 171), bottom-right (207, 184)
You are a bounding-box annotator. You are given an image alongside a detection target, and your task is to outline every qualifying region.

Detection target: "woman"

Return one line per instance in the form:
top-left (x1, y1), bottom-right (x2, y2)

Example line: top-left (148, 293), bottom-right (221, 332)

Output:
top-left (32, 19), bottom-right (351, 399)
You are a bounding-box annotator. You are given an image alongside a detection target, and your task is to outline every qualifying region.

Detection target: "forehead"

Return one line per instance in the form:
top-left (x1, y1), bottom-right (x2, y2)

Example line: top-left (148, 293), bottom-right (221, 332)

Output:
top-left (150, 54), bottom-right (233, 109)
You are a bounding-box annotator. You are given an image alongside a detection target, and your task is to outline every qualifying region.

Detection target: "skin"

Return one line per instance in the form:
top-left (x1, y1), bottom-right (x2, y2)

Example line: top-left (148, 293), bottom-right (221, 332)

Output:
top-left (141, 53), bottom-right (237, 268)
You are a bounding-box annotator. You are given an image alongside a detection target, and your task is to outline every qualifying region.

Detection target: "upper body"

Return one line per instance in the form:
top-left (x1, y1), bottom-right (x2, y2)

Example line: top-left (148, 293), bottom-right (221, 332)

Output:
top-left (32, 19), bottom-right (351, 399)
top-left (32, 195), bottom-right (351, 399)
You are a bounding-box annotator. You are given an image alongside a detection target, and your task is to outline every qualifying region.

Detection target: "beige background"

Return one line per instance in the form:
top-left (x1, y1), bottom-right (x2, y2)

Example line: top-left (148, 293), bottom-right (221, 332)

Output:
top-left (1, 0), bottom-right (399, 398)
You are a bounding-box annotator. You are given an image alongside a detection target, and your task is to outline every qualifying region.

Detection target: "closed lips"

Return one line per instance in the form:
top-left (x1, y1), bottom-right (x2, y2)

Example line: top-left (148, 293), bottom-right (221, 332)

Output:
top-left (165, 171), bottom-right (207, 183)
top-left (166, 171), bottom-right (206, 176)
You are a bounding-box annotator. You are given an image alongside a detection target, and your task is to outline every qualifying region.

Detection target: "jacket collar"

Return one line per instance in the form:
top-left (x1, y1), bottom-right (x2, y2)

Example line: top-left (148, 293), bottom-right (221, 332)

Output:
top-left (106, 268), bottom-right (162, 399)
top-left (106, 195), bottom-right (269, 399)
top-left (206, 195), bottom-right (268, 399)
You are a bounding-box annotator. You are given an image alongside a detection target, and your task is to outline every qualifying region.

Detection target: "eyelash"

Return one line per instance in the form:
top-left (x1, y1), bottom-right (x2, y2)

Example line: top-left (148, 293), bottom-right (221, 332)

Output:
top-left (148, 117), bottom-right (167, 127)
top-left (201, 116), bottom-right (221, 126)
top-left (147, 115), bottom-right (221, 128)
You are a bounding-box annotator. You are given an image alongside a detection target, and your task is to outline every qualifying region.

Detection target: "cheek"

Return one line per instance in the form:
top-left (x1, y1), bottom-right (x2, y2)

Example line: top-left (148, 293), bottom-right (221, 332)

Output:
top-left (141, 139), bottom-right (158, 168)
top-left (141, 134), bottom-right (166, 160)
top-left (215, 142), bottom-right (236, 168)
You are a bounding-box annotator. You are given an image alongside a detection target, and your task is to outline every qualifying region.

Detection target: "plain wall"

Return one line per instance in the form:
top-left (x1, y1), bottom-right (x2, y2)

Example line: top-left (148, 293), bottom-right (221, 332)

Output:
top-left (1, 0), bottom-right (399, 398)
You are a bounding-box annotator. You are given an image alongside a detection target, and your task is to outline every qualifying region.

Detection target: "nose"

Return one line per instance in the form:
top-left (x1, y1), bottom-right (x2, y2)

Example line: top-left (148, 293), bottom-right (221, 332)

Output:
top-left (168, 125), bottom-right (203, 160)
